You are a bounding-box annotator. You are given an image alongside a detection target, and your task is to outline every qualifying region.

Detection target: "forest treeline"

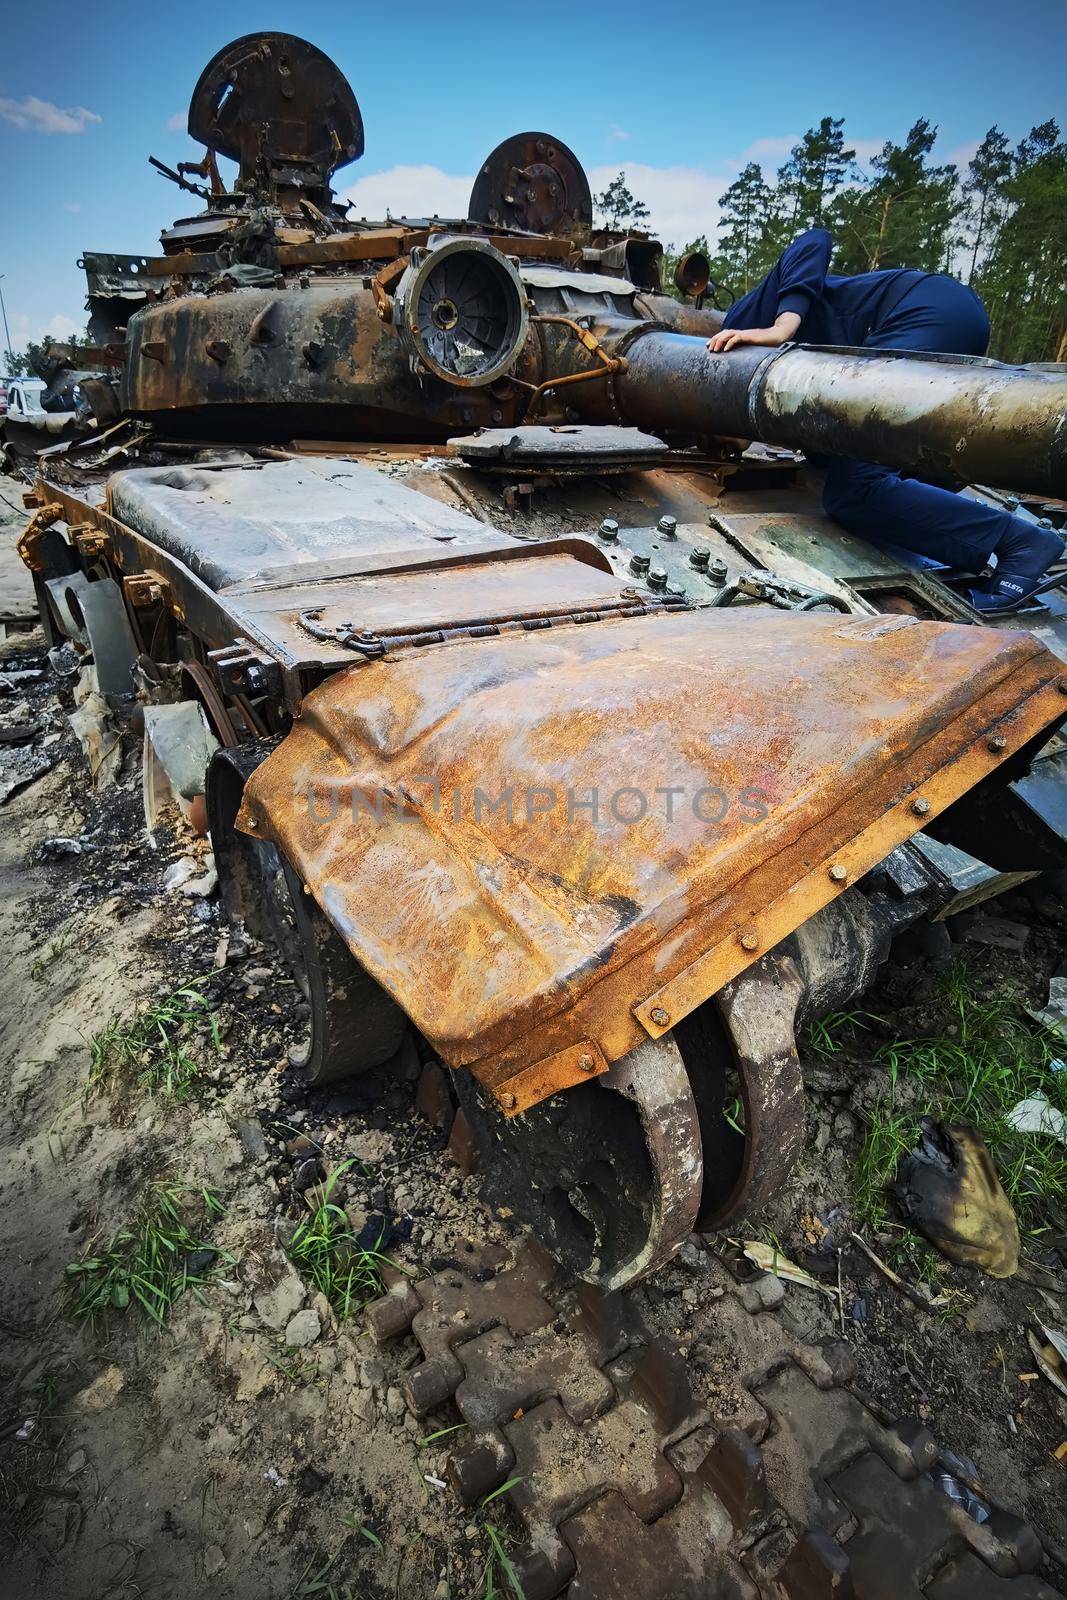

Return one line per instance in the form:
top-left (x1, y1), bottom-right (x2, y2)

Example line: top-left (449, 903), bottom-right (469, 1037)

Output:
top-left (597, 118), bottom-right (1067, 364)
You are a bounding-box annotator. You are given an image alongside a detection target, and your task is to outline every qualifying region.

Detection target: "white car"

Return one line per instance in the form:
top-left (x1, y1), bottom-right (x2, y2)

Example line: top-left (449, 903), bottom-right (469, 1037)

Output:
top-left (2, 376), bottom-right (78, 463)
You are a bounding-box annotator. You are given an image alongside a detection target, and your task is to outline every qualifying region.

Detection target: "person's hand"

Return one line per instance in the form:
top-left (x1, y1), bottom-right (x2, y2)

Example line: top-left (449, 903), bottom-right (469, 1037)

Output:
top-left (707, 311), bottom-right (801, 353)
top-left (707, 326), bottom-right (782, 352)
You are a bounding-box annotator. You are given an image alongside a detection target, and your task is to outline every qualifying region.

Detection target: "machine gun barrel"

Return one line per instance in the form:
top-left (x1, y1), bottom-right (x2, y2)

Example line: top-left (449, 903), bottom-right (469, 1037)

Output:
top-left (603, 330), bottom-right (1067, 498)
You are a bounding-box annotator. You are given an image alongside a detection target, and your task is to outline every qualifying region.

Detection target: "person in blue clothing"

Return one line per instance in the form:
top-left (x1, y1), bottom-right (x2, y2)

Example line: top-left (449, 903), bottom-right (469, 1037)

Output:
top-left (707, 228), bottom-right (1064, 612)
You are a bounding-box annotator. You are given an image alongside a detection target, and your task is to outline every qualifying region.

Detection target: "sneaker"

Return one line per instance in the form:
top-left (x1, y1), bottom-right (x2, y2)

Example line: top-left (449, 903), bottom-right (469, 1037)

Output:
top-left (968, 573), bottom-right (1055, 612)
top-left (969, 519), bottom-right (1065, 612)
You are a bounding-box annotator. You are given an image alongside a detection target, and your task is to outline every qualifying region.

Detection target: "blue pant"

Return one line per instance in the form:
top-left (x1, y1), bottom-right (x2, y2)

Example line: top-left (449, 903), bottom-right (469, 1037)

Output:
top-left (820, 278), bottom-right (1016, 572)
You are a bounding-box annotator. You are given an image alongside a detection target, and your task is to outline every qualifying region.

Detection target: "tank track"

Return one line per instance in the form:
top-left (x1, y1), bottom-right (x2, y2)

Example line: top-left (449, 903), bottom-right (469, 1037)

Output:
top-left (366, 1240), bottom-right (1063, 1600)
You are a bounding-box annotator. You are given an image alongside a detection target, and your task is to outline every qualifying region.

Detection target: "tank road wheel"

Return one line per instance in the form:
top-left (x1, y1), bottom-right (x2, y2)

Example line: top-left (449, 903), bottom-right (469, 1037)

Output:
top-left (675, 953), bottom-right (808, 1232)
top-left (455, 1036), bottom-right (703, 1290)
top-left (206, 747), bottom-right (407, 1085)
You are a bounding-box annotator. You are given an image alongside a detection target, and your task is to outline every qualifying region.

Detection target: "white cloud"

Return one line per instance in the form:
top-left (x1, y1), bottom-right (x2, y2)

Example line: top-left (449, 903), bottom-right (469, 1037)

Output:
top-left (339, 164), bottom-right (474, 221)
top-left (166, 111), bottom-right (186, 133)
top-left (608, 124), bottom-right (633, 143)
top-left (4, 310), bottom-right (84, 354)
top-left (849, 137), bottom-right (888, 168)
top-left (40, 313), bottom-right (83, 341)
top-left (0, 96), bottom-right (100, 134)
top-left (946, 138), bottom-right (981, 171)
top-left (589, 163), bottom-right (727, 249)
top-left (740, 135), bottom-right (799, 164)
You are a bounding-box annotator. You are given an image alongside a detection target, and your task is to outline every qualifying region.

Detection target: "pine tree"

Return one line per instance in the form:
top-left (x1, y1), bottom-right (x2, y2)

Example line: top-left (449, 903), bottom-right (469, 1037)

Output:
top-left (829, 120), bottom-right (961, 273)
top-left (963, 127), bottom-right (1012, 282)
top-left (979, 121), bottom-right (1067, 362)
top-left (713, 163), bottom-right (776, 295)
top-left (593, 172), bottom-right (651, 232)
top-left (774, 117), bottom-right (856, 236)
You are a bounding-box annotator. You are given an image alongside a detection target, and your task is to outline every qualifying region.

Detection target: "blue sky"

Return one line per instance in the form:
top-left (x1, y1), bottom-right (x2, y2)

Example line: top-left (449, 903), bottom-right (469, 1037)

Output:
top-left (1, 0), bottom-right (1065, 356)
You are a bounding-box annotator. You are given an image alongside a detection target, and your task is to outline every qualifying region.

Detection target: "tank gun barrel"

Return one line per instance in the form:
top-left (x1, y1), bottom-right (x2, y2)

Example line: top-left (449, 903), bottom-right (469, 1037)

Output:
top-left (599, 330), bottom-right (1067, 498)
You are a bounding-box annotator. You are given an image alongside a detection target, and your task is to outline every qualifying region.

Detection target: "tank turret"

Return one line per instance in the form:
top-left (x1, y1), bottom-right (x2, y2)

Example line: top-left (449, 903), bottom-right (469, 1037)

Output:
top-left (80, 31), bottom-right (1066, 500)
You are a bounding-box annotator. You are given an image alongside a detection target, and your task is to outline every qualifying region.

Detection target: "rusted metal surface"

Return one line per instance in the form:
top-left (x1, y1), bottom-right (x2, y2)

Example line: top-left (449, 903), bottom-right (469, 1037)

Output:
top-left (454, 1035), bottom-right (704, 1288)
top-left (237, 606), bottom-right (1066, 1109)
top-left (186, 33), bottom-right (364, 208)
top-left (392, 239), bottom-right (529, 388)
top-left (675, 953), bottom-right (808, 1232)
top-left (122, 279), bottom-right (528, 441)
top-left (15, 503), bottom-right (64, 572)
top-left (365, 1241), bottom-right (1063, 1599)
top-left (469, 132), bottom-right (592, 237)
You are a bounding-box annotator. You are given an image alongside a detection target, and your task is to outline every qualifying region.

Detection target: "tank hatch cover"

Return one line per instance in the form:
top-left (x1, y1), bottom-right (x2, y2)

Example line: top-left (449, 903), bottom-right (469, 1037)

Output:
top-left (469, 133), bottom-right (592, 237)
top-left (187, 33), bottom-right (364, 190)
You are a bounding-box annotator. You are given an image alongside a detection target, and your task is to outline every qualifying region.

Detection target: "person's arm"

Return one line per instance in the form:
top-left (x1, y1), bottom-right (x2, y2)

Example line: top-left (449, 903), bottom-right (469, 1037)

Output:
top-left (708, 228), bottom-right (832, 352)
top-left (708, 310), bottom-right (800, 352)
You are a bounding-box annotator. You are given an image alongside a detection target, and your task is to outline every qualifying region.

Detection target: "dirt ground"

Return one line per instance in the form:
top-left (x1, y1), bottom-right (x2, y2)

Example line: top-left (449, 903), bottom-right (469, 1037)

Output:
top-left (1, 469), bottom-right (1066, 1599)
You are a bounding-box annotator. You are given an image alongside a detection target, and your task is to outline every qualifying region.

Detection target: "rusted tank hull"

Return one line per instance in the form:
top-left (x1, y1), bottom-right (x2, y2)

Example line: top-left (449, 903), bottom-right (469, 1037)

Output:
top-left (236, 606), bottom-right (1066, 1114)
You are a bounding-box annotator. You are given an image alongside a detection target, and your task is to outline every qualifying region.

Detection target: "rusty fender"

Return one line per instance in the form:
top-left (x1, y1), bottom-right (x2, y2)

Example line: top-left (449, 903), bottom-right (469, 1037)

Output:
top-left (236, 607), bottom-right (1067, 1114)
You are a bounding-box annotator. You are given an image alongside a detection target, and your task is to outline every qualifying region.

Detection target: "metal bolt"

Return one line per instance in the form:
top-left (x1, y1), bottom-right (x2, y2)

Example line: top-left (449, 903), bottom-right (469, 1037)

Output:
top-left (630, 552), bottom-right (651, 576)
top-left (739, 930), bottom-right (759, 951)
top-left (689, 548), bottom-right (710, 571)
top-left (598, 517), bottom-right (619, 542)
top-left (828, 864), bottom-right (848, 883)
top-left (1005, 494), bottom-right (1020, 510)
top-left (708, 557), bottom-right (728, 585)
top-left (246, 817), bottom-right (258, 830)
top-left (1059, 679), bottom-right (1067, 695)
top-left (987, 735), bottom-right (1007, 752)
top-left (500, 1092), bottom-right (517, 1110)
top-left (912, 797), bottom-right (931, 816)
top-left (1038, 516), bottom-right (1054, 529)
top-left (657, 515), bottom-right (678, 538)
top-left (647, 565), bottom-right (668, 590)
top-left (578, 1053), bottom-right (596, 1072)
top-left (649, 1007), bottom-right (670, 1026)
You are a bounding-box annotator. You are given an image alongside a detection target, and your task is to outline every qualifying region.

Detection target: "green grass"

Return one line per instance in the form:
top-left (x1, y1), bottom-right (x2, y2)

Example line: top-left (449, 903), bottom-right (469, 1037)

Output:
top-left (476, 1479), bottom-right (527, 1600)
top-left (64, 1183), bottom-right (225, 1331)
top-left (804, 1009), bottom-right (876, 1057)
top-left (292, 1551), bottom-right (354, 1600)
top-left (286, 1161), bottom-right (402, 1320)
top-left (291, 1519), bottom-right (386, 1600)
top-left (852, 961), bottom-right (1067, 1231)
top-left (340, 1515), bottom-right (383, 1551)
top-left (31, 926), bottom-right (75, 981)
top-left (262, 1347), bottom-right (317, 1385)
top-left (88, 980), bottom-right (220, 1101)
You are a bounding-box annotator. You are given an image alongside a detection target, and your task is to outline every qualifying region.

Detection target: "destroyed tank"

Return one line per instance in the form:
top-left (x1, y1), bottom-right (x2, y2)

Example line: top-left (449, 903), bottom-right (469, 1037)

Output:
top-left (19, 32), bottom-right (1067, 1290)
